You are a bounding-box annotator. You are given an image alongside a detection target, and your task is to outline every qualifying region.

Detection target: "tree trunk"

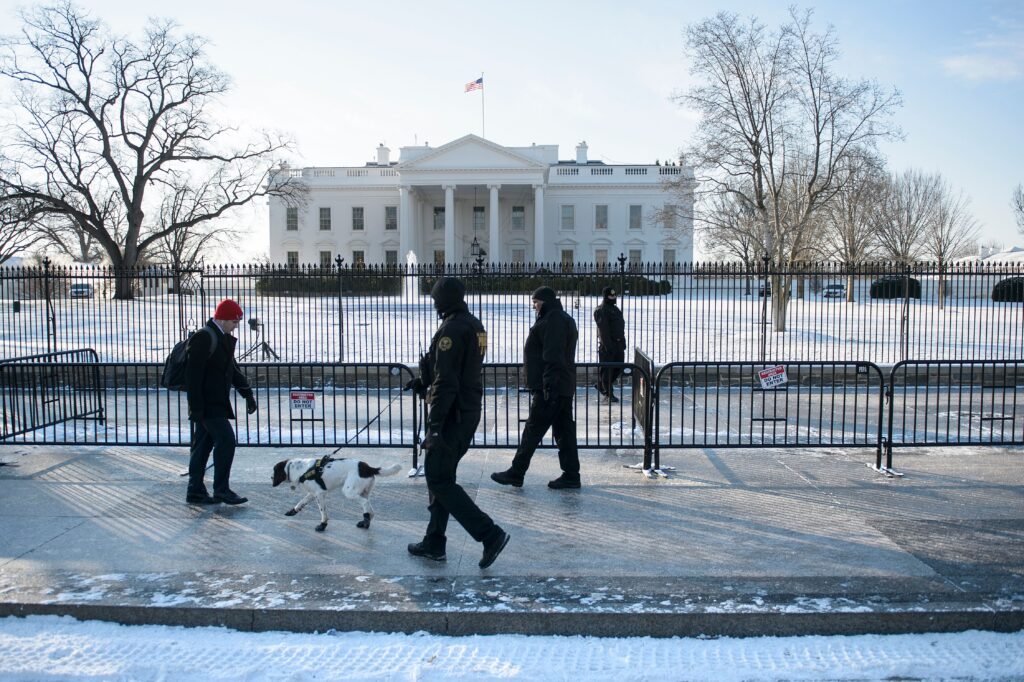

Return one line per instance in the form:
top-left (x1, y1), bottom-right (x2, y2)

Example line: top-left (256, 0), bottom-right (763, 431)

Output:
top-left (845, 273), bottom-right (856, 303)
top-left (771, 274), bottom-right (790, 332)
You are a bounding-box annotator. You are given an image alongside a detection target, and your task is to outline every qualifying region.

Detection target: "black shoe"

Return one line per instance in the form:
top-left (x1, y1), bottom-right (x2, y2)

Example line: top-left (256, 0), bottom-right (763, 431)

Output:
top-left (594, 382), bottom-right (607, 396)
top-left (186, 493), bottom-right (220, 505)
top-left (607, 393), bottom-right (620, 403)
top-left (479, 530), bottom-right (510, 569)
top-left (213, 490), bottom-right (248, 505)
top-left (548, 476), bottom-right (581, 490)
top-left (490, 470), bottom-right (524, 487)
top-left (407, 541), bottom-right (446, 562)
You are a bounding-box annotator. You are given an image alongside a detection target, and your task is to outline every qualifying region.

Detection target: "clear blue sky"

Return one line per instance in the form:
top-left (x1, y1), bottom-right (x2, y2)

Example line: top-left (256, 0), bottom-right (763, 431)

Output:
top-left (1, 0), bottom-right (1021, 259)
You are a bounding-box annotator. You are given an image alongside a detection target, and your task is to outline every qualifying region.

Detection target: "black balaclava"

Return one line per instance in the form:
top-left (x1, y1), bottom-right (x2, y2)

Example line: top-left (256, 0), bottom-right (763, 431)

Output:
top-left (531, 286), bottom-right (557, 317)
top-left (430, 277), bottom-right (466, 317)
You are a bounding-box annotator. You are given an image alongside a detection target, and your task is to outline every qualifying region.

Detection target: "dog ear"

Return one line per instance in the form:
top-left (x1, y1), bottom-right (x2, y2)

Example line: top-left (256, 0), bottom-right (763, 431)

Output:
top-left (272, 460), bottom-right (289, 487)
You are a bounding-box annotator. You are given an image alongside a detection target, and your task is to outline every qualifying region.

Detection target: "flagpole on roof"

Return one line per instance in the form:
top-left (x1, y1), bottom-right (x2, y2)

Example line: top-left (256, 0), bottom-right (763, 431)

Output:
top-left (481, 72), bottom-right (485, 139)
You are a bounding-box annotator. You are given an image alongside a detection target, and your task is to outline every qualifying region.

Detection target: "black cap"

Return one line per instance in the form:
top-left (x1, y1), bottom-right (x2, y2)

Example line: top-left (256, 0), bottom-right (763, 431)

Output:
top-left (602, 286), bottom-right (617, 297)
top-left (531, 286), bottom-right (557, 303)
top-left (430, 277), bottom-right (465, 313)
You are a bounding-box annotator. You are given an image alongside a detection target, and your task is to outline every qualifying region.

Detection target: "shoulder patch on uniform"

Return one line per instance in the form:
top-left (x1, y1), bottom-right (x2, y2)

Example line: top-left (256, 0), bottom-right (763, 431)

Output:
top-left (438, 337), bottom-right (453, 351)
top-left (477, 332), bottom-right (488, 357)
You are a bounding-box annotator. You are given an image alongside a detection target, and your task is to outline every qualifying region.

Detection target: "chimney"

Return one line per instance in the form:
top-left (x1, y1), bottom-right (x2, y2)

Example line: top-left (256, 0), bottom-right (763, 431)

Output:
top-left (376, 143), bottom-right (390, 166)
top-left (576, 141), bottom-right (588, 164)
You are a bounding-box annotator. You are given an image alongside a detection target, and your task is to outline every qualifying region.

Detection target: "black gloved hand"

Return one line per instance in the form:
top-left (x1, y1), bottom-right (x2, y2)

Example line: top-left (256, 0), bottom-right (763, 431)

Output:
top-left (404, 377), bottom-right (426, 397)
top-left (245, 395), bottom-right (257, 415)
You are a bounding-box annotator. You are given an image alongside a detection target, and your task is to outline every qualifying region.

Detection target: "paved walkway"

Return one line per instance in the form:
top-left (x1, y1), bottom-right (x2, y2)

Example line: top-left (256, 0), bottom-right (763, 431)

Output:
top-left (0, 443), bottom-right (1021, 637)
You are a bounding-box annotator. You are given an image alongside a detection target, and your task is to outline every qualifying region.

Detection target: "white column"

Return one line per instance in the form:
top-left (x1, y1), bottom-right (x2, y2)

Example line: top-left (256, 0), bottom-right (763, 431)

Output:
top-left (488, 184), bottom-right (501, 263)
top-left (533, 184), bottom-right (545, 263)
top-left (444, 185), bottom-right (456, 263)
top-left (399, 185), bottom-right (413, 262)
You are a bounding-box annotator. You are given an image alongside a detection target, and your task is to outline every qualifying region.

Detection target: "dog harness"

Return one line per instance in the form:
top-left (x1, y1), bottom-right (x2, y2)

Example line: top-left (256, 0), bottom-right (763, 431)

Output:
top-left (298, 455), bottom-right (334, 490)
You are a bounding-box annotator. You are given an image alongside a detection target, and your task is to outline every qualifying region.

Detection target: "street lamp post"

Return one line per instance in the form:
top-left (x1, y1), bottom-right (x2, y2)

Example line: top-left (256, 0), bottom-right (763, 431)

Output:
top-left (471, 237), bottom-right (487, 317)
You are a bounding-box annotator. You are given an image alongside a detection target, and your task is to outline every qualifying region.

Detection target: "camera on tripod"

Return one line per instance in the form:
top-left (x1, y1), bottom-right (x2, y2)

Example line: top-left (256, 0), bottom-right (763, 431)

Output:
top-left (238, 316), bottom-right (280, 361)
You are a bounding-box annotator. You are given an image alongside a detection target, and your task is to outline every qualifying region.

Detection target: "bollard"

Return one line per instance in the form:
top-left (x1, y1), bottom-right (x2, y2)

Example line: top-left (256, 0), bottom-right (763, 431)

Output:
top-left (12, 301), bottom-right (20, 313)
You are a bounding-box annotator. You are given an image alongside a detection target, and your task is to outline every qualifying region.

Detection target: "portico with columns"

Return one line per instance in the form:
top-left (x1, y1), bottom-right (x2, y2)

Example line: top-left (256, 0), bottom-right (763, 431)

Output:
top-left (268, 134), bottom-right (693, 267)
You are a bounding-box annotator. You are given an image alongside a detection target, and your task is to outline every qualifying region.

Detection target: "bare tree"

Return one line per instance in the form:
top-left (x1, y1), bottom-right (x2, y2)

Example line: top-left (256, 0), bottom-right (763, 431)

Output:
top-left (0, 3), bottom-right (304, 298)
top-left (676, 8), bottom-right (901, 330)
top-left (874, 169), bottom-right (941, 265)
top-left (922, 177), bottom-right (979, 306)
top-left (820, 153), bottom-right (886, 301)
top-left (0, 195), bottom-right (46, 264)
top-left (1014, 183), bottom-right (1024, 235)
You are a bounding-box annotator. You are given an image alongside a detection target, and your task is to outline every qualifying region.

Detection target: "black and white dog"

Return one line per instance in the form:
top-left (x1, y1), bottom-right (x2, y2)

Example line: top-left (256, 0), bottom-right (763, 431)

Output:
top-left (272, 456), bottom-right (402, 532)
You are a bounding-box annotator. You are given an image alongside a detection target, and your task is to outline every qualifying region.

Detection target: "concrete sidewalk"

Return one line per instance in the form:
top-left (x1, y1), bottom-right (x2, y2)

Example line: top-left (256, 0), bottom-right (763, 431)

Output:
top-left (0, 443), bottom-right (1021, 637)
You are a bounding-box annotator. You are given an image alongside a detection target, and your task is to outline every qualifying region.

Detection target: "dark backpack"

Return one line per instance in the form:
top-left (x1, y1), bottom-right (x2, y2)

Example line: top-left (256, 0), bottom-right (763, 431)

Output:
top-left (160, 327), bottom-right (218, 391)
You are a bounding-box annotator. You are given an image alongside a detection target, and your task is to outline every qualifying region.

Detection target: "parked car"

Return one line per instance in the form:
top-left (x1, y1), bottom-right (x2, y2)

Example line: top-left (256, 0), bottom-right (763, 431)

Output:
top-left (869, 276), bottom-right (921, 299)
top-left (822, 283), bottom-right (846, 299)
top-left (68, 283), bottom-right (95, 299)
top-left (991, 276), bottom-right (1024, 302)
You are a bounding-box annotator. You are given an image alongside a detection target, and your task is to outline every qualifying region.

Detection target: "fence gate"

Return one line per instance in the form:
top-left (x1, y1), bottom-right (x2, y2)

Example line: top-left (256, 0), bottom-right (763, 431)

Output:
top-left (885, 360), bottom-right (1024, 471)
top-left (653, 361), bottom-right (886, 469)
top-left (0, 350), bottom-right (105, 441)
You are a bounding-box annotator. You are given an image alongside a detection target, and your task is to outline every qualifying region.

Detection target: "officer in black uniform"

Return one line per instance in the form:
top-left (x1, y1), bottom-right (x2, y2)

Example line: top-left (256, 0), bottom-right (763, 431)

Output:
top-left (491, 285), bottom-right (581, 489)
top-left (593, 286), bottom-right (626, 402)
top-left (407, 277), bottom-right (510, 569)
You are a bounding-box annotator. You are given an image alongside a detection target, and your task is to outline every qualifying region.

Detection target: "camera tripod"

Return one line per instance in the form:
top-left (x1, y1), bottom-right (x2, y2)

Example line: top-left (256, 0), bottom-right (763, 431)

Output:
top-left (237, 318), bottom-right (280, 361)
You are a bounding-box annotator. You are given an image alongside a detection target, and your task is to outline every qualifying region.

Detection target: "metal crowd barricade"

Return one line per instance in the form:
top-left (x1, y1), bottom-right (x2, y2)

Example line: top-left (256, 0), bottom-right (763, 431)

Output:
top-left (0, 349), bottom-right (105, 441)
top-left (475, 362), bottom-right (651, 456)
top-left (884, 360), bottom-right (1024, 470)
top-left (653, 361), bottom-right (887, 469)
top-left (0, 361), bottom-right (419, 456)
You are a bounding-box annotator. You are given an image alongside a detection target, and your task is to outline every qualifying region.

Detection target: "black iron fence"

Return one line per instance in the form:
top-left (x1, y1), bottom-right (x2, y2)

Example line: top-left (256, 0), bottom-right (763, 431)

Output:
top-left (2, 260), bottom-right (1022, 366)
top-left (0, 349), bottom-right (105, 440)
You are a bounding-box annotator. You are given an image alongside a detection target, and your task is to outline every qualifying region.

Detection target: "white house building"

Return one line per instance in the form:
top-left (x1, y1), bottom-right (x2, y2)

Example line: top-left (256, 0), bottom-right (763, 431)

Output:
top-left (267, 134), bottom-right (694, 267)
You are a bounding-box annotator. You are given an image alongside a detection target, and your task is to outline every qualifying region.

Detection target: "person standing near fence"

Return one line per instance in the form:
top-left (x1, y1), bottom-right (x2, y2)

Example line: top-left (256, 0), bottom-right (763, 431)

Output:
top-left (491, 286), bottom-right (581, 490)
top-left (593, 286), bottom-right (626, 403)
top-left (184, 299), bottom-right (257, 506)
top-left (407, 277), bottom-right (510, 569)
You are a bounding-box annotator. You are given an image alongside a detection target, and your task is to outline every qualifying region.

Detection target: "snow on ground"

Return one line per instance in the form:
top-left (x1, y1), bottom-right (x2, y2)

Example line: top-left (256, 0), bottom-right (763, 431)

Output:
top-left (0, 616), bottom-right (1021, 681)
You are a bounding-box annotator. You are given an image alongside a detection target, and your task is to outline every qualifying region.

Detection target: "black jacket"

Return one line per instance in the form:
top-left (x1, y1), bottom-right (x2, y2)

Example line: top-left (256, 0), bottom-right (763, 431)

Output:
top-left (593, 301), bottom-right (626, 353)
top-left (425, 303), bottom-right (486, 426)
top-left (185, 319), bottom-right (254, 421)
top-left (524, 298), bottom-right (578, 397)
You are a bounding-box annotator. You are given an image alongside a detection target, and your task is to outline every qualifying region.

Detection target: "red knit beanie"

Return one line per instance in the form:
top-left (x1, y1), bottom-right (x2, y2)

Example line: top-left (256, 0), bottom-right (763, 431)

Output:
top-left (214, 298), bottom-right (244, 321)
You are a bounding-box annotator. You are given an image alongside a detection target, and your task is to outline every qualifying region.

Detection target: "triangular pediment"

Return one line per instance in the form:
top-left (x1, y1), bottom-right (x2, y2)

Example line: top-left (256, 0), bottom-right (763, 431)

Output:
top-left (399, 135), bottom-right (547, 171)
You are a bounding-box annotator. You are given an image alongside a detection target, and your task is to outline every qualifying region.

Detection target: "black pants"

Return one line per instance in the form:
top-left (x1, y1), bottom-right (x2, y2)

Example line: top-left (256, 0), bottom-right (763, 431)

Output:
top-left (597, 347), bottom-right (625, 394)
top-left (424, 411), bottom-right (499, 547)
top-left (510, 393), bottom-right (579, 479)
top-left (187, 417), bottom-right (237, 496)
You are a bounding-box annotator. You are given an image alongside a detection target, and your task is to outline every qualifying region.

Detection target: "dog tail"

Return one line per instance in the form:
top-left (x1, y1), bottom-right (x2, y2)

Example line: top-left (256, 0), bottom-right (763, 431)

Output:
top-left (377, 463), bottom-right (403, 477)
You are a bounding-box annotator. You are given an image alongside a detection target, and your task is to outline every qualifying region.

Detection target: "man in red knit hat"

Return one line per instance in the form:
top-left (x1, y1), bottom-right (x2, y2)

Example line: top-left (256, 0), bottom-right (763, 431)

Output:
top-left (184, 298), bottom-right (257, 505)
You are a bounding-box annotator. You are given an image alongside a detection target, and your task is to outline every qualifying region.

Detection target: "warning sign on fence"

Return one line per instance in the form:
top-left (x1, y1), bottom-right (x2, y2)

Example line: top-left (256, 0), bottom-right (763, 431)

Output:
top-left (290, 391), bottom-right (316, 410)
top-left (757, 365), bottom-right (788, 389)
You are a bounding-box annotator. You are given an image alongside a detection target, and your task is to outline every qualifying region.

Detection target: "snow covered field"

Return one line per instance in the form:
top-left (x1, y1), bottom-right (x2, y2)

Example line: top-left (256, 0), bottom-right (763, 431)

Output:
top-left (0, 616), bottom-right (1021, 681)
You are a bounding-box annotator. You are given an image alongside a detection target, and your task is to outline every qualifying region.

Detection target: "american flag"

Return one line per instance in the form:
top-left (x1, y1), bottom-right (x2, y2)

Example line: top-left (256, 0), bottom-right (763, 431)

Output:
top-left (464, 77), bottom-right (483, 92)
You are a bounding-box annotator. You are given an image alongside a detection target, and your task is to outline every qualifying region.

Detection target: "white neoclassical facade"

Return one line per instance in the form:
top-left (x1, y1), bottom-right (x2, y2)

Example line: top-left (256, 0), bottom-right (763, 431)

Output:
top-left (268, 134), bottom-right (693, 267)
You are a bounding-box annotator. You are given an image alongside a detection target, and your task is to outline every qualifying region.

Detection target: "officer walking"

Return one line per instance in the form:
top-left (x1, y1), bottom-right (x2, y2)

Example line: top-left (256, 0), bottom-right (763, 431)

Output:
top-left (491, 286), bottom-right (581, 489)
top-left (593, 286), bottom-right (626, 402)
top-left (407, 277), bottom-right (510, 569)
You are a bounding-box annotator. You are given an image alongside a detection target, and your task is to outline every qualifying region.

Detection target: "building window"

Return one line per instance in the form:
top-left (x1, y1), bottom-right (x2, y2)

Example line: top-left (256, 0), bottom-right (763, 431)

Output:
top-left (433, 207), bottom-right (445, 230)
top-left (629, 249), bottom-right (642, 266)
top-left (286, 207), bottom-right (298, 231)
top-left (352, 250), bottom-right (365, 265)
top-left (319, 207), bottom-right (331, 231)
top-left (560, 205), bottom-right (575, 230)
top-left (512, 248), bottom-right (525, 264)
top-left (595, 205), bottom-right (608, 230)
top-left (663, 249), bottom-right (676, 264)
top-left (595, 249), bottom-right (608, 267)
top-left (352, 207), bottom-right (364, 231)
top-left (561, 249), bottom-right (574, 266)
top-left (629, 205), bottom-right (642, 230)
top-left (473, 206), bottom-right (485, 231)
top-left (511, 206), bottom-right (525, 230)
top-left (385, 206), bottom-right (398, 230)
top-left (286, 250), bottom-right (299, 267)
top-left (385, 249), bottom-right (398, 265)
top-left (433, 249), bottom-right (445, 265)
top-left (663, 204), bottom-right (677, 229)
top-left (319, 250), bottom-right (332, 267)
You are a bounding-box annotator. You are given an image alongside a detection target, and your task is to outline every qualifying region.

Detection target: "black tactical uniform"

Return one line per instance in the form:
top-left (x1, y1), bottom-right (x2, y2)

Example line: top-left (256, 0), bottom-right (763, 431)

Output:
top-left (408, 278), bottom-right (509, 569)
top-left (593, 286), bottom-right (626, 400)
top-left (492, 286), bottom-right (581, 489)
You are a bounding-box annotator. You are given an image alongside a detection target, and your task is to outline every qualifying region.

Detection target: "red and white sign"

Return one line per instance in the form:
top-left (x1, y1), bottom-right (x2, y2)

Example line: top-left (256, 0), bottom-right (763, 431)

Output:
top-left (757, 365), bottom-right (788, 389)
top-left (290, 391), bottom-right (316, 410)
